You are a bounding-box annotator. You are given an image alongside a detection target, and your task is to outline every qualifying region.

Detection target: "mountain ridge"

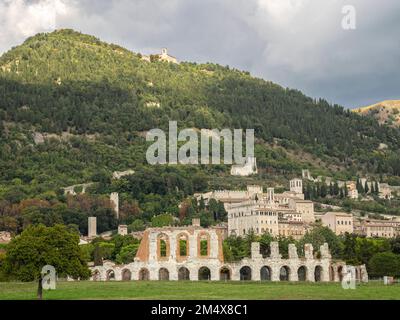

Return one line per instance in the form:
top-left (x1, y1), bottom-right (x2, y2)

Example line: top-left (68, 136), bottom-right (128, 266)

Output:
top-left (1, 29), bottom-right (400, 200)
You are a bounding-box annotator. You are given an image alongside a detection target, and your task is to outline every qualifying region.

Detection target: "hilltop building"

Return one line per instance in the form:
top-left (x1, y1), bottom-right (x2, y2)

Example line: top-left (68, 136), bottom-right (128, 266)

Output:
top-left (141, 48), bottom-right (179, 64)
top-left (354, 219), bottom-right (400, 238)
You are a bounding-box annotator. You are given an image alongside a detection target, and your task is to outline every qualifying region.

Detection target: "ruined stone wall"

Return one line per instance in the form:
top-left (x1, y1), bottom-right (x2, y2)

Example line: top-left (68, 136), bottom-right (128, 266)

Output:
top-left (89, 228), bottom-right (368, 283)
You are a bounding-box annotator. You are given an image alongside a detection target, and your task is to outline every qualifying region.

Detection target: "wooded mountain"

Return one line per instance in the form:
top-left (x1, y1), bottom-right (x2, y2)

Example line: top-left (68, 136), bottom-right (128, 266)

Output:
top-left (1, 29), bottom-right (400, 202)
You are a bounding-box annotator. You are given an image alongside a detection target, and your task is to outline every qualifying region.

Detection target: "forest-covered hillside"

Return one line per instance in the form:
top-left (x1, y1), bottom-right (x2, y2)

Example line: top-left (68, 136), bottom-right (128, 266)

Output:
top-left (1, 29), bottom-right (400, 234)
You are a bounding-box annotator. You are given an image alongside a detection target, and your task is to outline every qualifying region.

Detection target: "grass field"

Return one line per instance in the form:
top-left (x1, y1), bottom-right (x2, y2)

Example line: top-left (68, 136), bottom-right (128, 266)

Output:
top-left (0, 281), bottom-right (399, 300)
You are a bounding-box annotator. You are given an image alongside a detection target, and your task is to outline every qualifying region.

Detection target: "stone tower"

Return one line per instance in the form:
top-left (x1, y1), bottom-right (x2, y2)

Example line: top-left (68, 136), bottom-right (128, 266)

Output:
top-left (290, 178), bottom-right (303, 194)
top-left (110, 192), bottom-right (119, 219)
top-left (267, 188), bottom-right (275, 204)
top-left (88, 217), bottom-right (97, 238)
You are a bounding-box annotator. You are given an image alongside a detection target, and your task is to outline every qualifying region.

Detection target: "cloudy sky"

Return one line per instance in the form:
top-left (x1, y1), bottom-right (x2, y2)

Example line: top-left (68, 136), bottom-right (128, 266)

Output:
top-left (0, 0), bottom-right (399, 108)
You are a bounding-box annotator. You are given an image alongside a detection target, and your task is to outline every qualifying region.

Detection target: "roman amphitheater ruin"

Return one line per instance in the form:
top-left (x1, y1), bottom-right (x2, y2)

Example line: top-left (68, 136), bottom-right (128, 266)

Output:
top-left (89, 219), bottom-right (368, 283)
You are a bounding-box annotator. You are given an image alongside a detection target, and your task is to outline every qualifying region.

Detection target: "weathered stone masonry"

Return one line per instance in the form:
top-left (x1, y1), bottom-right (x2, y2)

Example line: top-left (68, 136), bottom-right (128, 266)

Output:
top-left (89, 224), bottom-right (368, 283)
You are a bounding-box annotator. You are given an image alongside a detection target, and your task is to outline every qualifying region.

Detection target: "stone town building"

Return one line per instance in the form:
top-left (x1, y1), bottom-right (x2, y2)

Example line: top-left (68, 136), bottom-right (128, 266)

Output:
top-left (288, 199), bottom-right (314, 223)
top-left (118, 225), bottom-right (128, 236)
top-left (354, 219), bottom-right (400, 238)
top-left (196, 179), bottom-right (304, 208)
top-left (89, 221), bottom-right (367, 283)
top-left (225, 179), bottom-right (313, 238)
top-left (321, 212), bottom-right (354, 235)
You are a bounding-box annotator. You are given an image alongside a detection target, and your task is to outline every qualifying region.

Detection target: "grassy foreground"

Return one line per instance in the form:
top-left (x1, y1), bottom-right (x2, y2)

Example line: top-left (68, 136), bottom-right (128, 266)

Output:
top-left (0, 281), bottom-right (399, 300)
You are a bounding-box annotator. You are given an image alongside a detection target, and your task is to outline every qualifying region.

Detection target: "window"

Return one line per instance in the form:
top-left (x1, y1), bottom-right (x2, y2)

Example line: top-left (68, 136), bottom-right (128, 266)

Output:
top-left (179, 239), bottom-right (187, 256)
top-left (200, 240), bottom-right (208, 256)
top-left (160, 239), bottom-right (167, 257)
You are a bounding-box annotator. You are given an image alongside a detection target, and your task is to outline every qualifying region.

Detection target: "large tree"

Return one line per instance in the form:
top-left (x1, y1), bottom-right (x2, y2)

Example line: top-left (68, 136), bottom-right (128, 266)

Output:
top-left (368, 252), bottom-right (400, 278)
top-left (3, 224), bottom-right (91, 299)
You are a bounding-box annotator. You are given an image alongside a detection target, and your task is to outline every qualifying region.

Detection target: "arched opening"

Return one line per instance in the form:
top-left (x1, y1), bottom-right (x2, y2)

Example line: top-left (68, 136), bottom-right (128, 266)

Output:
top-left (139, 268), bottom-right (150, 281)
top-left (240, 266), bottom-right (252, 281)
top-left (157, 233), bottom-right (170, 260)
top-left (297, 266), bottom-right (307, 281)
top-left (260, 266), bottom-right (272, 281)
top-left (106, 270), bottom-right (115, 281)
top-left (178, 235), bottom-right (188, 257)
top-left (279, 266), bottom-right (290, 281)
top-left (338, 266), bottom-right (343, 282)
top-left (178, 267), bottom-right (190, 281)
top-left (122, 269), bottom-right (132, 281)
top-left (314, 266), bottom-right (323, 282)
top-left (220, 267), bottom-right (231, 281)
top-left (198, 267), bottom-right (211, 281)
top-left (329, 266), bottom-right (335, 282)
top-left (92, 270), bottom-right (100, 281)
top-left (199, 234), bottom-right (210, 257)
top-left (159, 268), bottom-right (170, 281)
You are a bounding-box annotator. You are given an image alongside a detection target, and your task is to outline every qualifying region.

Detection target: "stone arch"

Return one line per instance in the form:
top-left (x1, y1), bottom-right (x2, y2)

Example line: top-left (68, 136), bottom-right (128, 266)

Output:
top-left (106, 269), bottom-right (115, 281)
top-left (279, 266), bottom-right (290, 281)
top-left (122, 269), bottom-right (132, 281)
top-left (92, 270), bottom-right (100, 281)
top-left (198, 267), bottom-right (211, 281)
top-left (220, 267), bottom-right (231, 281)
top-left (240, 266), bottom-right (252, 281)
top-left (329, 265), bottom-right (335, 282)
top-left (355, 267), bottom-right (360, 281)
top-left (157, 233), bottom-right (170, 260)
top-left (198, 232), bottom-right (211, 257)
top-left (139, 268), bottom-right (150, 281)
top-left (260, 266), bottom-right (272, 281)
top-left (297, 266), bottom-right (307, 281)
top-left (314, 265), bottom-right (323, 282)
top-left (178, 267), bottom-right (190, 281)
top-left (176, 233), bottom-right (189, 258)
top-left (159, 268), bottom-right (170, 281)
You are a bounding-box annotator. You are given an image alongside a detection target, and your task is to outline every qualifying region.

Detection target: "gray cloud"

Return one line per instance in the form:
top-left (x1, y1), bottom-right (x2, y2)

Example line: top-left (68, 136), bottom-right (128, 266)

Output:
top-left (1, 0), bottom-right (399, 108)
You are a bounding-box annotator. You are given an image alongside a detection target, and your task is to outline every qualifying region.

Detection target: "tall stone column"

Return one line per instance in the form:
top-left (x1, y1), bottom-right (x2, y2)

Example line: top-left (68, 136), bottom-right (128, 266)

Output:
top-left (270, 242), bottom-right (282, 259)
top-left (271, 265), bottom-right (281, 282)
top-left (251, 242), bottom-right (262, 259)
top-left (288, 244), bottom-right (298, 259)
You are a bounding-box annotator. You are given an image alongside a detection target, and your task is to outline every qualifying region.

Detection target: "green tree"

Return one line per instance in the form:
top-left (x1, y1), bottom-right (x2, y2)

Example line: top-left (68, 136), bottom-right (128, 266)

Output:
top-left (368, 252), bottom-right (400, 278)
top-left (3, 224), bottom-right (90, 299)
top-left (151, 213), bottom-right (174, 227)
top-left (129, 219), bottom-right (145, 232)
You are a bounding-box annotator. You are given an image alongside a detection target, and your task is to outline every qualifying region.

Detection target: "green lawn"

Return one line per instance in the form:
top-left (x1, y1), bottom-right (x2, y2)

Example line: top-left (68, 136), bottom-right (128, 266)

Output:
top-left (0, 281), bottom-right (399, 300)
